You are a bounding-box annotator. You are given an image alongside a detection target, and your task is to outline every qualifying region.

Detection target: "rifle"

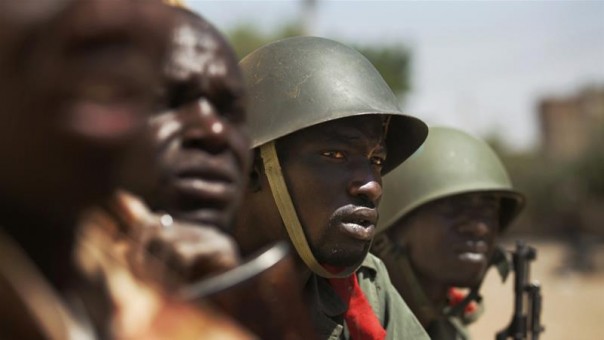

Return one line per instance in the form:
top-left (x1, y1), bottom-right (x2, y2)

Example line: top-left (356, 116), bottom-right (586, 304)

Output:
top-left (496, 241), bottom-right (544, 340)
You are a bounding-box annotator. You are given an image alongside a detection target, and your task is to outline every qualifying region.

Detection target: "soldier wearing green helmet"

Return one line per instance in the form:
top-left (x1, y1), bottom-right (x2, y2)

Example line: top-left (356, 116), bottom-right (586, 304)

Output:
top-left (372, 126), bottom-right (525, 339)
top-left (233, 36), bottom-right (429, 339)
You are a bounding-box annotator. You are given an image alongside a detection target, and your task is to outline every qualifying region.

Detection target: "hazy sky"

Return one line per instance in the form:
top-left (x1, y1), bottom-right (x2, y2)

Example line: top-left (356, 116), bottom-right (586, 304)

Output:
top-left (189, 0), bottom-right (604, 151)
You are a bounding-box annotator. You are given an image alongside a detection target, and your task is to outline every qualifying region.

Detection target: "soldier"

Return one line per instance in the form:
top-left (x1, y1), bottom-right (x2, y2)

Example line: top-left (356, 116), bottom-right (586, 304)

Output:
top-left (372, 127), bottom-right (525, 339)
top-left (234, 36), bottom-right (430, 339)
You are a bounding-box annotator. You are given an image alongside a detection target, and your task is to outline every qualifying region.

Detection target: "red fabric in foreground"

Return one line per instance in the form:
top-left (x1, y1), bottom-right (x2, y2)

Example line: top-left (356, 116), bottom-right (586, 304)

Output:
top-left (328, 275), bottom-right (386, 340)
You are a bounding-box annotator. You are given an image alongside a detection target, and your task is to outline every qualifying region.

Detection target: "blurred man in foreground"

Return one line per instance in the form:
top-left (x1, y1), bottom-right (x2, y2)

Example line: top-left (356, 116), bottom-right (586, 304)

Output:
top-left (76, 7), bottom-right (310, 339)
top-left (0, 0), bottom-right (175, 338)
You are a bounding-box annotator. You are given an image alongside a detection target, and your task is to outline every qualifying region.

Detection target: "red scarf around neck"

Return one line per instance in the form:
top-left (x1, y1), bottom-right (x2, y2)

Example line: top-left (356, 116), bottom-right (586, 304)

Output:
top-left (328, 274), bottom-right (387, 340)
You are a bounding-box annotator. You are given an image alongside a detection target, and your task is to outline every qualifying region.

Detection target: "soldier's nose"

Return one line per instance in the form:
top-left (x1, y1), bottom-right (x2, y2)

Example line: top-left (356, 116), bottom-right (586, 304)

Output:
top-left (350, 180), bottom-right (382, 207)
top-left (458, 220), bottom-right (490, 238)
top-left (181, 100), bottom-right (228, 154)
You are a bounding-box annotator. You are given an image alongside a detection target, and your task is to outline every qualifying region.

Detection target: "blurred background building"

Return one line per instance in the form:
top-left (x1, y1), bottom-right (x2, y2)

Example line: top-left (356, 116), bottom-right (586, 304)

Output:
top-left (189, 1), bottom-right (604, 338)
top-left (540, 87), bottom-right (604, 162)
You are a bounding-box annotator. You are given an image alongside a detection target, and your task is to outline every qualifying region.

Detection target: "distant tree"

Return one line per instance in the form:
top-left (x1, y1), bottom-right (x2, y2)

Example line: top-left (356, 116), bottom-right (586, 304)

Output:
top-left (354, 45), bottom-right (412, 101)
top-left (575, 123), bottom-right (604, 197)
top-left (486, 120), bottom-right (604, 238)
top-left (485, 134), bottom-right (567, 236)
top-left (227, 23), bottom-right (303, 60)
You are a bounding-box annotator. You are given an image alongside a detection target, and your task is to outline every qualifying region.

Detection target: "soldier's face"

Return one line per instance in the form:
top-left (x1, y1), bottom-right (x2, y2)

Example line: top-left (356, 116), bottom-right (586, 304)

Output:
top-left (391, 193), bottom-right (500, 287)
top-left (0, 0), bottom-right (172, 220)
top-left (275, 115), bottom-right (386, 269)
top-left (137, 12), bottom-right (250, 232)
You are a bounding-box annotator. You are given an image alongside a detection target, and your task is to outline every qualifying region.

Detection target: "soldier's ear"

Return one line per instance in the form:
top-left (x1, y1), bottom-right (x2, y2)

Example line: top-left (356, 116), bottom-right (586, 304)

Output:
top-left (249, 149), bottom-right (264, 192)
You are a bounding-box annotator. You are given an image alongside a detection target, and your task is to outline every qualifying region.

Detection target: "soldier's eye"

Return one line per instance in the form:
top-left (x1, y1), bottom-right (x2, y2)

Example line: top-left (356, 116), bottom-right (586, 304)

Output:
top-left (164, 81), bottom-right (200, 110)
top-left (371, 156), bottom-right (385, 166)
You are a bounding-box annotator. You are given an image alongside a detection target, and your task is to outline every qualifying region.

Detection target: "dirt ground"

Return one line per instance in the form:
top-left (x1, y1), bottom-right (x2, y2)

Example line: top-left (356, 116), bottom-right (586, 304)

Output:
top-left (470, 239), bottom-right (604, 339)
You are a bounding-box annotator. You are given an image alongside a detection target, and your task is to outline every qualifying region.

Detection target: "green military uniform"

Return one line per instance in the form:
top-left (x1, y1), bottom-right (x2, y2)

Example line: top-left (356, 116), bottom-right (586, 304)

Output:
top-left (307, 254), bottom-right (429, 339)
top-left (384, 252), bottom-right (490, 340)
top-left (424, 246), bottom-right (508, 340)
top-left (419, 281), bottom-right (486, 340)
top-left (373, 234), bottom-right (493, 340)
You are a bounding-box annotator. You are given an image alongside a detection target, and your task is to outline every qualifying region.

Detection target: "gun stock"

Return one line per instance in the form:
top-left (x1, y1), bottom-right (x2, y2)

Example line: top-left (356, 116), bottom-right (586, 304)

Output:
top-left (528, 282), bottom-right (544, 340)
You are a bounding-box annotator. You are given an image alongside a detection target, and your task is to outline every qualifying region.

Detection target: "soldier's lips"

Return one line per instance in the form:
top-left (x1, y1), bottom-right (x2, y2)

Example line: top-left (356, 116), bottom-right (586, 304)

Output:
top-left (453, 241), bottom-right (489, 263)
top-left (457, 252), bottom-right (486, 263)
top-left (333, 206), bottom-right (378, 241)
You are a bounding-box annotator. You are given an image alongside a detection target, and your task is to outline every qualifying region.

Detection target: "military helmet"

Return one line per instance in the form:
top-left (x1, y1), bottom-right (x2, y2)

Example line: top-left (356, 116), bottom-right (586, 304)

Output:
top-left (240, 36), bottom-right (427, 174)
top-left (377, 126), bottom-right (525, 234)
top-left (239, 36), bottom-right (427, 278)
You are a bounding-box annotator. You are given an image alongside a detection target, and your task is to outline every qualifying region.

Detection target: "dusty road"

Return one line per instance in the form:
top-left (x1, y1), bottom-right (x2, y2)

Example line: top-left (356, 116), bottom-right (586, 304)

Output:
top-left (470, 239), bottom-right (604, 339)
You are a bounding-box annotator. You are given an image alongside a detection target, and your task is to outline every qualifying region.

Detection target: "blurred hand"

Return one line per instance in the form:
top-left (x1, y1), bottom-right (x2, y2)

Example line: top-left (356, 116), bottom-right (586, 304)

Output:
top-left (129, 219), bottom-right (241, 290)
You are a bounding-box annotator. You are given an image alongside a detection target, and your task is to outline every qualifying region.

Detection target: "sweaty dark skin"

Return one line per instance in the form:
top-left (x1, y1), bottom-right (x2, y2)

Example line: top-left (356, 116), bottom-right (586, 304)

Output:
top-left (235, 115), bottom-right (386, 277)
top-left (383, 192), bottom-right (500, 326)
top-left (122, 9), bottom-right (251, 285)
top-left (146, 9), bottom-right (250, 232)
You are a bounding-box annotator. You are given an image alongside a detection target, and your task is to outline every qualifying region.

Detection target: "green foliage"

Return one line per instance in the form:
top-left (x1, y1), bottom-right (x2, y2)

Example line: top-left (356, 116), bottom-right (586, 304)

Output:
top-left (487, 121), bottom-right (604, 236)
top-left (355, 45), bottom-right (412, 99)
top-left (575, 123), bottom-right (604, 196)
top-left (227, 23), bottom-right (303, 60)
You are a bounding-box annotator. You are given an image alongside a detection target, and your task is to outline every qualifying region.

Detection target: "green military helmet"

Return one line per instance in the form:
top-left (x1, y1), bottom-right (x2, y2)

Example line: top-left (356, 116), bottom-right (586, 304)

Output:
top-left (377, 126), bottom-right (525, 234)
top-left (240, 36), bottom-right (427, 174)
top-left (239, 36), bottom-right (427, 278)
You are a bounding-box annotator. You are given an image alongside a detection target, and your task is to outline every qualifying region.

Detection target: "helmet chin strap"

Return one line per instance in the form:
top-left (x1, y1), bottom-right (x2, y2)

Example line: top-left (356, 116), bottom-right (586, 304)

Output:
top-left (260, 141), bottom-right (360, 279)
